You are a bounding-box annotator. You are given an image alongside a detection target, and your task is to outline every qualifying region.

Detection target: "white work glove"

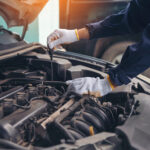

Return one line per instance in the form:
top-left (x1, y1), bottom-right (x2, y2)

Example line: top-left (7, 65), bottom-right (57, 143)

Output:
top-left (47, 29), bottom-right (79, 49)
top-left (66, 76), bottom-right (115, 97)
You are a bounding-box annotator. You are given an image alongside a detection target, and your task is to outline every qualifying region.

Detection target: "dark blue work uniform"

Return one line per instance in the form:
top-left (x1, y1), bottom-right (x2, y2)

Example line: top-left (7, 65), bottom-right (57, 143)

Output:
top-left (86, 0), bottom-right (150, 86)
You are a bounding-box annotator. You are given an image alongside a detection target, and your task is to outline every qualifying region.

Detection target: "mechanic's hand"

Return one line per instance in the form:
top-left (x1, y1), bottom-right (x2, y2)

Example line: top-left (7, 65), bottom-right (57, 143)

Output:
top-left (66, 76), bottom-right (116, 97)
top-left (47, 29), bottom-right (79, 49)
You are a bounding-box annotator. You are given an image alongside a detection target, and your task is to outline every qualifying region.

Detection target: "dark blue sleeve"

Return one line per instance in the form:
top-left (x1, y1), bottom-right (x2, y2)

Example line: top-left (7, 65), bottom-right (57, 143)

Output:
top-left (86, 0), bottom-right (150, 86)
top-left (108, 24), bottom-right (150, 86)
top-left (86, 0), bottom-right (150, 39)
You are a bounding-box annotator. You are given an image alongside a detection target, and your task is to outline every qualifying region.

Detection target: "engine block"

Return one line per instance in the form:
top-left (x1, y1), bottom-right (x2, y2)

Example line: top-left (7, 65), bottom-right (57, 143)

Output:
top-left (0, 56), bottom-right (138, 148)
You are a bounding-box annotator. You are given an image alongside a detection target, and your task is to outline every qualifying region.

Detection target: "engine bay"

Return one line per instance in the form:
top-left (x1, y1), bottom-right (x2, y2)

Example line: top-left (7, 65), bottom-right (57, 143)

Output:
top-left (0, 50), bottom-right (145, 149)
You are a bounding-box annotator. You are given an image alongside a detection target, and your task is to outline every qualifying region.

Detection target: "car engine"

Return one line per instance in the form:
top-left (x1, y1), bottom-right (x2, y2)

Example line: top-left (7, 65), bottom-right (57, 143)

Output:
top-left (0, 51), bottom-right (141, 150)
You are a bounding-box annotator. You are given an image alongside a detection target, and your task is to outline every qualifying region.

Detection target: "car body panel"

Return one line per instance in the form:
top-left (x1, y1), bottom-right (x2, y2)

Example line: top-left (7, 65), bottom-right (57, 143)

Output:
top-left (0, 0), bottom-right (48, 27)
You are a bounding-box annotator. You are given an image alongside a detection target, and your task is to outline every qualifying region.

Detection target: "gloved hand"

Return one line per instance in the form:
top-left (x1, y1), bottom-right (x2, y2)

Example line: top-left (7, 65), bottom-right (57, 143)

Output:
top-left (47, 29), bottom-right (79, 49)
top-left (66, 76), bottom-right (116, 97)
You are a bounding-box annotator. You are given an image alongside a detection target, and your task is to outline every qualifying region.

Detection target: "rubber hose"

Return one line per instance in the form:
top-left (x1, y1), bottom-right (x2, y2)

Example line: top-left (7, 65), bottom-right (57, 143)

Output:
top-left (83, 111), bottom-right (104, 132)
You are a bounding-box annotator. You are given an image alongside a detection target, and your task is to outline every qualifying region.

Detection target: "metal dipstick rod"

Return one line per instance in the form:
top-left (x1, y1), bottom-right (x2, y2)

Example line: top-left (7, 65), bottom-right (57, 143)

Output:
top-left (47, 44), bottom-right (54, 81)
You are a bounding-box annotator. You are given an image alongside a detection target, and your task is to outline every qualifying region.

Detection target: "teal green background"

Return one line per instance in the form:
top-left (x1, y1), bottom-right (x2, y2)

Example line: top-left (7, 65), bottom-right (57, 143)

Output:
top-left (0, 16), bottom-right (39, 43)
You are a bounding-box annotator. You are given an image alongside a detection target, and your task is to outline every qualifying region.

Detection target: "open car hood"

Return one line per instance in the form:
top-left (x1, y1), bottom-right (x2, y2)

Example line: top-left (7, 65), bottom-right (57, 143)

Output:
top-left (0, 0), bottom-right (48, 27)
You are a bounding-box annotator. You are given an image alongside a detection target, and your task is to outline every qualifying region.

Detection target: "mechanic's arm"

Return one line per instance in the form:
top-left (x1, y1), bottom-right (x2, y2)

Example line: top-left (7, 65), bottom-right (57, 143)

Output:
top-left (81, 0), bottom-right (150, 39)
top-left (108, 24), bottom-right (150, 86)
top-left (67, 25), bottom-right (150, 96)
top-left (48, 0), bottom-right (149, 47)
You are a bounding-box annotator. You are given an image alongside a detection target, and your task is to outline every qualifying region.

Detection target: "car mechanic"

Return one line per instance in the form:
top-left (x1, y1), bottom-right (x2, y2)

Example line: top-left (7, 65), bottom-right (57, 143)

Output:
top-left (47, 0), bottom-right (150, 97)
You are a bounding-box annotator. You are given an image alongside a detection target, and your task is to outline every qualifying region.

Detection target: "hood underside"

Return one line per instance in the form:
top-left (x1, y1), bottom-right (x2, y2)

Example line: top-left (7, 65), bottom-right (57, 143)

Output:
top-left (0, 0), bottom-right (48, 27)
